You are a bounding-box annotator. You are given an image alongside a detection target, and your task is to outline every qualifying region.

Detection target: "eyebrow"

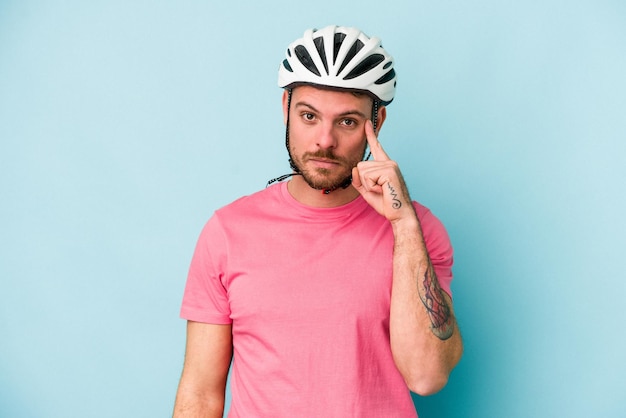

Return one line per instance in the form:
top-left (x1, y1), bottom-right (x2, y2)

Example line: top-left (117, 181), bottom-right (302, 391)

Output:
top-left (294, 101), bottom-right (369, 119)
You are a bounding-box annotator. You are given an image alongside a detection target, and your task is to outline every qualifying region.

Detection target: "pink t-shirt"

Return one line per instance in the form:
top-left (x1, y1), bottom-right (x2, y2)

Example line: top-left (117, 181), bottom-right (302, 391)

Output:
top-left (181, 182), bottom-right (454, 417)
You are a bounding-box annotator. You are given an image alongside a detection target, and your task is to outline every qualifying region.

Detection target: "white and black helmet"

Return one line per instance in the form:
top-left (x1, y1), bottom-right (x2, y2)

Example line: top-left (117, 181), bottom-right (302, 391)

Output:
top-left (278, 25), bottom-right (396, 105)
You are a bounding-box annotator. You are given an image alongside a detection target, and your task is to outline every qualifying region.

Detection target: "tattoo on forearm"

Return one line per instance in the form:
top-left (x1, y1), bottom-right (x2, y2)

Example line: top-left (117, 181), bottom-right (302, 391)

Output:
top-left (419, 263), bottom-right (454, 340)
top-left (387, 183), bottom-right (402, 209)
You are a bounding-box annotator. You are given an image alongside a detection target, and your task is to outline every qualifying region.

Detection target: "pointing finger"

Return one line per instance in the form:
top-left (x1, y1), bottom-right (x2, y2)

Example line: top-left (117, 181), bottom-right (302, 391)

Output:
top-left (365, 120), bottom-right (390, 161)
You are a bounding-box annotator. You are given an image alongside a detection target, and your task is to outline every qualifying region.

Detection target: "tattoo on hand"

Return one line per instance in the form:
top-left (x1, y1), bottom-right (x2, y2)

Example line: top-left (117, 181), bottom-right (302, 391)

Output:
top-left (387, 183), bottom-right (402, 209)
top-left (419, 263), bottom-right (454, 340)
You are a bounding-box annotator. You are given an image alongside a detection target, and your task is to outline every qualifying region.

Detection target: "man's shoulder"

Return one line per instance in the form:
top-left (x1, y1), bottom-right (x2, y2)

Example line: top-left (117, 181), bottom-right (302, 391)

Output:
top-left (215, 183), bottom-right (281, 217)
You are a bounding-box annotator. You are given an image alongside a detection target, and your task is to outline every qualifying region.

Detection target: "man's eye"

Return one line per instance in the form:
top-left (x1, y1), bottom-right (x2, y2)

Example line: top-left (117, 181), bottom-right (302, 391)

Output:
top-left (302, 113), bottom-right (315, 121)
top-left (341, 119), bottom-right (356, 127)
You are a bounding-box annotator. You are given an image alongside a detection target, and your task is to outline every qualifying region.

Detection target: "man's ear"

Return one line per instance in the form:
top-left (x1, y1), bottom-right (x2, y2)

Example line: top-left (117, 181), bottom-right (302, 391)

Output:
top-left (375, 105), bottom-right (387, 133)
top-left (282, 90), bottom-right (290, 125)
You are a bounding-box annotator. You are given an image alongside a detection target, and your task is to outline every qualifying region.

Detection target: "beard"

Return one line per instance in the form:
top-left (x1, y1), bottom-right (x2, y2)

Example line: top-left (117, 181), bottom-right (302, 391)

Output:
top-left (289, 146), bottom-right (367, 191)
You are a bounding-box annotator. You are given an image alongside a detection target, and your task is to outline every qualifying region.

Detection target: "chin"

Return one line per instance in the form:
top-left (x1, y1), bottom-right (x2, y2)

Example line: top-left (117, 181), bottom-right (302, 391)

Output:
top-left (303, 173), bottom-right (350, 190)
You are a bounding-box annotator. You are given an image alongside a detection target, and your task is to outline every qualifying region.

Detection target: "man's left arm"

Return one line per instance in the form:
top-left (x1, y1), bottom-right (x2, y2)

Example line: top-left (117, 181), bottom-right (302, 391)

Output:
top-left (352, 121), bottom-right (463, 396)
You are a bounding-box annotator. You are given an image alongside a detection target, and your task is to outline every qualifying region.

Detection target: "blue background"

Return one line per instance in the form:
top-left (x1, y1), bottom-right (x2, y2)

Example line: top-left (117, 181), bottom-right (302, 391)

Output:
top-left (1, 1), bottom-right (625, 417)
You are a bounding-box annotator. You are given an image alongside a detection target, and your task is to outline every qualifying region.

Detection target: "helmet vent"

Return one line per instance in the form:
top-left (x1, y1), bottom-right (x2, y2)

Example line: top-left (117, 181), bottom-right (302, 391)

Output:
top-left (282, 59), bottom-right (293, 73)
top-left (375, 68), bottom-right (396, 85)
top-left (337, 39), bottom-right (365, 75)
top-left (333, 33), bottom-right (346, 64)
top-left (295, 45), bottom-right (321, 77)
top-left (344, 54), bottom-right (385, 80)
top-left (313, 37), bottom-right (329, 75)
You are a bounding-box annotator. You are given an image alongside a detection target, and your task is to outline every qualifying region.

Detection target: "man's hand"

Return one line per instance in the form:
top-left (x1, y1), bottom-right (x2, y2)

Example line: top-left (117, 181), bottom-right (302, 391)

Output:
top-left (352, 120), bottom-right (416, 224)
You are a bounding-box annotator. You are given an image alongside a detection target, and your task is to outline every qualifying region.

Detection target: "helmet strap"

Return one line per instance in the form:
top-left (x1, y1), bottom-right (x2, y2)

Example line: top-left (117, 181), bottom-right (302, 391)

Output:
top-left (284, 89), bottom-right (299, 172)
top-left (267, 89), bottom-right (301, 187)
top-left (364, 99), bottom-right (379, 161)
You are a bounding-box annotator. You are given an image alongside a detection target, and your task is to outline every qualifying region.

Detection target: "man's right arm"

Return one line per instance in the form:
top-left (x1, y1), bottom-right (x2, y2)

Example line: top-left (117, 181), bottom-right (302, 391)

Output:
top-left (173, 321), bottom-right (233, 418)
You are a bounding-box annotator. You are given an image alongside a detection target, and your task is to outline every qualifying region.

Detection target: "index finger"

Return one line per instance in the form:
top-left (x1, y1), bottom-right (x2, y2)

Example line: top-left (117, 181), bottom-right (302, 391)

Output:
top-left (365, 119), bottom-right (390, 161)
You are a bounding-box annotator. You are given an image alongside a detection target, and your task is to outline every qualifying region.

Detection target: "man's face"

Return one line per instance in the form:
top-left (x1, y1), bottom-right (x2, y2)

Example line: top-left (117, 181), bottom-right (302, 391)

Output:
top-left (283, 86), bottom-right (374, 190)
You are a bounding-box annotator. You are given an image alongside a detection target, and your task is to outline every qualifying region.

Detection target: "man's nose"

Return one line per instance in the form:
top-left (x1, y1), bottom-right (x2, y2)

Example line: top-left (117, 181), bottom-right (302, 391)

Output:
top-left (316, 122), bottom-right (337, 149)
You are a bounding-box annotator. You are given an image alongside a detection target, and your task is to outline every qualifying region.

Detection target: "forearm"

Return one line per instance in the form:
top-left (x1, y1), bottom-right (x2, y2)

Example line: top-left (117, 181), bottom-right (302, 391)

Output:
top-left (173, 322), bottom-right (232, 418)
top-left (351, 124), bottom-right (462, 393)
top-left (173, 384), bottom-right (225, 418)
top-left (389, 217), bottom-right (462, 395)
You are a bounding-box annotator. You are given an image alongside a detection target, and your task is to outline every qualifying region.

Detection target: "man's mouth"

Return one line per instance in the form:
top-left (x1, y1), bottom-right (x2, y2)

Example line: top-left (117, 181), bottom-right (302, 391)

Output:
top-left (307, 157), bottom-right (341, 169)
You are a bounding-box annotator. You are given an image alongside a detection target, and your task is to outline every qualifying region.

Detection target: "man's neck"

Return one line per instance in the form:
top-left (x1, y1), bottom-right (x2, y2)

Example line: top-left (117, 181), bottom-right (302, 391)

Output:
top-left (287, 176), bottom-right (360, 208)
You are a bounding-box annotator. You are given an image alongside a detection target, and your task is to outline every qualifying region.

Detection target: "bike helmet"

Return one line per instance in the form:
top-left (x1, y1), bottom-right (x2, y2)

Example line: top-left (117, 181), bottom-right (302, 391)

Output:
top-left (278, 25), bottom-right (396, 105)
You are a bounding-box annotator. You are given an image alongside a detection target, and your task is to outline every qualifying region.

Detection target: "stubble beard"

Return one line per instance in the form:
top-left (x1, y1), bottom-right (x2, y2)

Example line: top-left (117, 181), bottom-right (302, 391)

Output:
top-left (289, 146), bottom-right (367, 191)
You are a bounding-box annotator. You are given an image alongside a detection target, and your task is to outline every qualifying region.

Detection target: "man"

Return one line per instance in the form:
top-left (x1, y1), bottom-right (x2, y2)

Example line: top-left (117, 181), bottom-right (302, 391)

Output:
top-left (173, 25), bottom-right (462, 417)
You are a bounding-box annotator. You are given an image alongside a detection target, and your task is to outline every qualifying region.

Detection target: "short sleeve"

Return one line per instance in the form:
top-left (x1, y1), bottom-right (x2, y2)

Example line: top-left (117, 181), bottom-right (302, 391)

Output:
top-left (180, 215), bottom-right (233, 324)
top-left (413, 203), bottom-right (455, 298)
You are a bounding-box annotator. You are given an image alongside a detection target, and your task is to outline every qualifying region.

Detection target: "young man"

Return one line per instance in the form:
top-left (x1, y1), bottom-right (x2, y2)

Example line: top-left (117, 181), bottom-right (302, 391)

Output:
top-left (173, 25), bottom-right (462, 417)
